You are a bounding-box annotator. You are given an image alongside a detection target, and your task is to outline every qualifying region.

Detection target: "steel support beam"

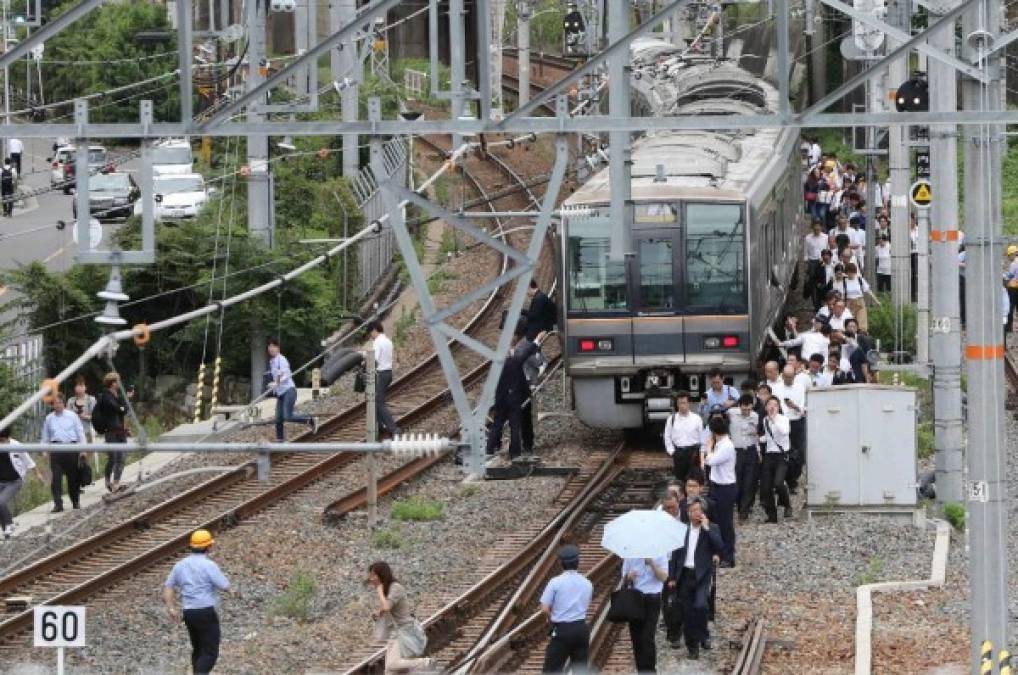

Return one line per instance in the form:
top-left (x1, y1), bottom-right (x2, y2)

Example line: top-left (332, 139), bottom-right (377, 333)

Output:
top-left (819, 0), bottom-right (987, 81)
top-left (177, 0), bottom-right (193, 123)
top-left (606, 0), bottom-right (632, 261)
top-left (199, 0), bottom-right (403, 129)
top-left (888, 0), bottom-right (911, 309)
top-left (775, 0), bottom-right (791, 118)
top-left (0, 0), bottom-right (102, 71)
top-left (799, 0), bottom-right (980, 118)
top-left (497, 0), bottom-right (692, 126)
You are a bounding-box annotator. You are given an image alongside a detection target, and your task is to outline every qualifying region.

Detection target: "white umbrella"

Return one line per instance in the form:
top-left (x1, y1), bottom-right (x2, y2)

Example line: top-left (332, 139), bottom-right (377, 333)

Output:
top-left (601, 509), bottom-right (688, 559)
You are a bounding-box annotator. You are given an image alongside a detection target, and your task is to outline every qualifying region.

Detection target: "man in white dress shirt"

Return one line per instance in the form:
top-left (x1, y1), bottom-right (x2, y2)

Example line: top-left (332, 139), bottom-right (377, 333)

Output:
top-left (368, 321), bottom-right (400, 437)
top-left (769, 365), bottom-right (807, 495)
top-left (663, 391), bottom-right (703, 483)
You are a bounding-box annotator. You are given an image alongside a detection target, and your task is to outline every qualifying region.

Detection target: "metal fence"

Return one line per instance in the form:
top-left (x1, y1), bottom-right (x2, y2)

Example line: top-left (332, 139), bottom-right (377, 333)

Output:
top-left (348, 137), bottom-right (408, 298)
top-left (1, 333), bottom-right (45, 439)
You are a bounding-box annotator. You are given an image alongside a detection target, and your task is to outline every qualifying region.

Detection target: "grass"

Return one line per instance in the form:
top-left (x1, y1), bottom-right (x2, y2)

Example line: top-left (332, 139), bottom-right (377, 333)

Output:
top-left (459, 483), bottom-right (479, 498)
top-left (438, 227), bottom-right (459, 258)
top-left (270, 570), bottom-right (318, 622)
top-left (868, 294), bottom-right (917, 355)
top-left (391, 495), bottom-right (444, 522)
top-left (877, 369), bottom-right (933, 460)
top-left (856, 556), bottom-right (885, 586)
top-left (916, 421), bottom-right (934, 460)
top-left (372, 526), bottom-right (404, 549)
top-left (943, 502), bottom-right (966, 530)
top-left (393, 309), bottom-right (416, 348)
top-left (427, 269), bottom-right (456, 295)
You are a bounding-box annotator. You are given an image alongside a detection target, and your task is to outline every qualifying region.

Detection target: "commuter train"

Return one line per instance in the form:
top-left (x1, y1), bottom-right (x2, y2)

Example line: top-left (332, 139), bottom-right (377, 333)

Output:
top-left (560, 38), bottom-right (802, 428)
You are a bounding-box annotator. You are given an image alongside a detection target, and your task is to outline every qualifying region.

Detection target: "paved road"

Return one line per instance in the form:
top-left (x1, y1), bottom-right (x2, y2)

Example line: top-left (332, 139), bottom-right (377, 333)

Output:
top-left (0, 136), bottom-right (139, 328)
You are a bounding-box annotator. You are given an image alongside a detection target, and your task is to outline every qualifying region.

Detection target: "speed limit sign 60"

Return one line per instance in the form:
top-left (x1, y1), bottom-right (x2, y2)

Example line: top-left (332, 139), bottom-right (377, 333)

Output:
top-left (33, 606), bottom-right (86, 648)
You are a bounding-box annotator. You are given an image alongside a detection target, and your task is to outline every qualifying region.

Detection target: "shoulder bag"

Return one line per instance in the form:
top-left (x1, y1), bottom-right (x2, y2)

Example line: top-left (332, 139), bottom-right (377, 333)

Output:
top-left (607, 580), bottom-right (645, 623)
top-left (763, 419), bottom-right (787, 459)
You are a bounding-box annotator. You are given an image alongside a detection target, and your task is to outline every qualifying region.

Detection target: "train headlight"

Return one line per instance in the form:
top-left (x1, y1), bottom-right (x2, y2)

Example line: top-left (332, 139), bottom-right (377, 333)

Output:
top-left (704, 335), bottom-right (740, 349)
top-left (578, 338), bottom-right (613, 353)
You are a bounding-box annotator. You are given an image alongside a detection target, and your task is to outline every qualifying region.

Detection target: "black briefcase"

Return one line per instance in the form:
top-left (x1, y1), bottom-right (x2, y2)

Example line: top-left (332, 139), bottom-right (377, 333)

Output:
top-left (78, 457), bottom-right (94, 488)
top-left (607, 582), bottom-right (644, 623)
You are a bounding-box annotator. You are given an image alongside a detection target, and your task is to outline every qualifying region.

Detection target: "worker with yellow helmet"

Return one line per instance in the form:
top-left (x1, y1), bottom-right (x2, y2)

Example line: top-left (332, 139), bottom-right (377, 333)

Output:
top-left (163, 529), bottom-right (230, 674)
top-left (1006, 245), bottom-right (1018, 333)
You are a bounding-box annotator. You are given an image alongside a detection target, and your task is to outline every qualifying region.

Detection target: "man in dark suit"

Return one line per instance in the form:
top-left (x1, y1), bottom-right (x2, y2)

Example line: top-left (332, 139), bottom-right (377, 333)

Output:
top-left (524, 280), bottom-right (557, 340)
top-left (486, 326), bottom-right (547, 460)
top-left (668, 497), bottom-right (723, 660)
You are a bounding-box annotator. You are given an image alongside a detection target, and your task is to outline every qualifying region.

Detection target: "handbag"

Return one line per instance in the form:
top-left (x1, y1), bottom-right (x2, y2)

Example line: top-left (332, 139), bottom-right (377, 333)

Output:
top-left (607, 581), bottom-right (644, 623)
top-left (262, 371), bottom-right (277, 398)
top-left (395, 618), bottom-right (427, 658)
top-left (353, 368), bottom-right (366, 393)
top-left (77, 456), bottom-right (93, 487)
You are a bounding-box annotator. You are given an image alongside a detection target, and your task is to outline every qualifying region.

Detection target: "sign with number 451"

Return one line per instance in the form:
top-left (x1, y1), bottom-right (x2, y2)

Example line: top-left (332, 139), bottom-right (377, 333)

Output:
top-left (34, 606), bottom-right (86, 648)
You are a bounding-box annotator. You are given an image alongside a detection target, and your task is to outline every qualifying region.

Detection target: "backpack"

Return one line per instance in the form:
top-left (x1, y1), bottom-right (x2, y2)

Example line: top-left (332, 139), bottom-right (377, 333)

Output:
top-left (91, 397), bottom-right (110, 434)
top-left (1, 167), bottom-right (13, 192)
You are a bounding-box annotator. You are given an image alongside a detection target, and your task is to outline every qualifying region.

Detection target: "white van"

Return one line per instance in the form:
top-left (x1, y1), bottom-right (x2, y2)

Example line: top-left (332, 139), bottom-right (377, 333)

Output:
top-left (152, 139), bottom-right (194, 176)
top-left (135, 173), bottom-right (212, 220)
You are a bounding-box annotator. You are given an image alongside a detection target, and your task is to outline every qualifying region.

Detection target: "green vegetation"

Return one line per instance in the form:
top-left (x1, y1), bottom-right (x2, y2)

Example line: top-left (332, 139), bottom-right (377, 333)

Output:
top-left (1003, 137), bottom-right (1018, 235)
top-left (28, 1), bottom-right (180, 123)
top-left (916, 421), bottom-right (934, 460)
top-left (439, 228), bottom-right (459, 258)
top-left (806, 128), bottom-right (865, 169)
top-left (372, 526), bottom-right (404, 549)
top-left (877, 369), bottom-right (933, 460)
top-left (856, 556), bottom-right (885, 586)
top-left (943, 502), bottom-right (966, 530)
top-left (504, 0), bottom-right (567, 54)
top-left (427, 269), bottom-right (456, 295)
top-left (391, 495), bottom-right (444, 522)
top-left (270, 570), bottom-right (318, 622)
top-left (868, 296), bottom-right (917, 356)
top-left (459, 483), bottom-right (480, 498)
top-left (393, 309), bottom-right (417, 348)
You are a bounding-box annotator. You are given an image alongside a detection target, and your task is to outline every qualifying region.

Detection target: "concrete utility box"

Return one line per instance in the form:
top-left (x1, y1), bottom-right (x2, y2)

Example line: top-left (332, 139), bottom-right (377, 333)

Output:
top-left (805, 384), bottom-right (920, 521)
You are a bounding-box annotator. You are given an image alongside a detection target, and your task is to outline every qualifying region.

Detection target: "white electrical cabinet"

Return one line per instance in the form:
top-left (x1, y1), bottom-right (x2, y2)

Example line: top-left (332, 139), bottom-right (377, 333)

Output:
top-left (805, 384), bottom-right (920, 518)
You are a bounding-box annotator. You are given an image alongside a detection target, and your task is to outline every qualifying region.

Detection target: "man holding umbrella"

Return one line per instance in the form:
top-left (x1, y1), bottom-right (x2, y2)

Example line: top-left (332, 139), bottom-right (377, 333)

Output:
top-left (668, 497), bottom-right (723, 660)
top-left (603, 508), bottom-right (687, 674)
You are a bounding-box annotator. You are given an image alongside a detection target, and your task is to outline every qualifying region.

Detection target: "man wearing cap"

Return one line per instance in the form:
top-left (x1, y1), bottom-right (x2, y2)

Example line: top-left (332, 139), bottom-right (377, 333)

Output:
top-left (539, 544), bottom-right (592, 673)
top-left (164, 530), bottom-right (231, 674)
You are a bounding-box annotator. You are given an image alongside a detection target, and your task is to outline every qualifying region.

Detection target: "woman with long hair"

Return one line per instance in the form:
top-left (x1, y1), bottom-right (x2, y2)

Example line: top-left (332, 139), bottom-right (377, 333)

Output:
top-left (368, 562), bottom-right (433, 674)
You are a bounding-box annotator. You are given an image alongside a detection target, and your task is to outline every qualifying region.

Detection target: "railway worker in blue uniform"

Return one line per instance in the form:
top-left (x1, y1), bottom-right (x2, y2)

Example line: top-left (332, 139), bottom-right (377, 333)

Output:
top-left (486, 326), bottom-right (547, 461)
top-left (164, 529), bottom-right (230, 674)
top-left (540, 544), bottom-right (592, 673)
top-left (663, 391), bottom-right (702, 483)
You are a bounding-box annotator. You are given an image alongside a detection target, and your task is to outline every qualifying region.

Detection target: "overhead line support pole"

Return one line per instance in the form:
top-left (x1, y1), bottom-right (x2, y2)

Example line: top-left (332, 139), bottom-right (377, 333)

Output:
top-left (888, 0), bottom-right (911, 311)
top-left (961, 0), bottom-right (1011, 668)
top-left (177, 0), bottom-right (193, 123)
top-left (606, 0), bottom-right (632, 262)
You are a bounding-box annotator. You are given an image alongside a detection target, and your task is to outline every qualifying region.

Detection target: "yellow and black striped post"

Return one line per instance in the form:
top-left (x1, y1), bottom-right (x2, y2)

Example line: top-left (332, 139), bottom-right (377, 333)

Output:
top-left (208, 356), bottom-right (223, 414)
top-left (1000, 649), bottom-right (1013, 675)
top-left (192, 363), bottom-right (207, 424)
top-left (982, 641), bottom-right (994, 674)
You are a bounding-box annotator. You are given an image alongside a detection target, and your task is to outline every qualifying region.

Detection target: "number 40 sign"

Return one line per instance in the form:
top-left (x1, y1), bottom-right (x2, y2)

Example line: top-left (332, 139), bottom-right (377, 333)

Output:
top-left (34, 606), bottom-right (85, 675)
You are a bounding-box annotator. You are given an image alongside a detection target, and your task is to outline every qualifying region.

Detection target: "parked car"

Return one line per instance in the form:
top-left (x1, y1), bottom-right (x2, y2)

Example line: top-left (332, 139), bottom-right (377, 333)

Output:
top-left (72, 172), bottom-right (140, 221)
top-left (134, 173), bottom-right (212, 220)
top-left (152, 139), bottom-right (194, 177)
top-left (50, 145), bottom-right (110, 194)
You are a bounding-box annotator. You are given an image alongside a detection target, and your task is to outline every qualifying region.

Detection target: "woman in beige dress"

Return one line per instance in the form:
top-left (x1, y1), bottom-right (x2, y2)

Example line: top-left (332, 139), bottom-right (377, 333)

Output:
top-left (368, 561), bottom-right (434, 674)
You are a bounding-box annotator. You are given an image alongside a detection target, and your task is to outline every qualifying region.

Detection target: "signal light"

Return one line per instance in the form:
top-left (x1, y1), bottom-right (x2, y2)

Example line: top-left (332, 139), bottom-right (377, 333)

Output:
top-left (579, 339), bottom-right (595, 352)
top-left (722, 335), bottom-right (739, 348)
top-left (894, 76), bottom-right (928, 112)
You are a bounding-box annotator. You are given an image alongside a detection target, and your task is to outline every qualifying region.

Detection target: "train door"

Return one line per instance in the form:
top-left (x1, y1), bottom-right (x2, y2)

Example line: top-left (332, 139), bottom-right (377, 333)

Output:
top-left (631, 204), bottom-right (684, 367)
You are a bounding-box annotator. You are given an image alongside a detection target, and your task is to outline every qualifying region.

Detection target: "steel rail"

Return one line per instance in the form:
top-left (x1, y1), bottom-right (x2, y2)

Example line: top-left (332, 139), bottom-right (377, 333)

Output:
top-left (731, 618), bottom-right (767, 675)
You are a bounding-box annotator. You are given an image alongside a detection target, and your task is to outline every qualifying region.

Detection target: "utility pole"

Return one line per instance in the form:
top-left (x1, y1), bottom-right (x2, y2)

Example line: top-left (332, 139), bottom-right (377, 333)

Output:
top-left (606, 0), bottom-right (631, 262)
top-left (517, 0), bottom-right (530, 108)
top-left (887, 0), bottom-right (911, 310)
top-left (929, 6), bottom-right (964, 508)
top-left (332, 0), bottom-right (359, 177)
top-left (247, 0), bottom-right (272, 399)
top-left (449, 0), bottom-right (467, 150)
top-left (961, 0), bottom-right (1011, 667)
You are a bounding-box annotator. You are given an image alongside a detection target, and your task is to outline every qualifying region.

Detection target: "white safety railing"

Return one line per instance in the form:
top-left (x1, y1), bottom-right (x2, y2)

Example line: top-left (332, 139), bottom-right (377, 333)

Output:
top-left (350, 136), bottom-right (407, 297)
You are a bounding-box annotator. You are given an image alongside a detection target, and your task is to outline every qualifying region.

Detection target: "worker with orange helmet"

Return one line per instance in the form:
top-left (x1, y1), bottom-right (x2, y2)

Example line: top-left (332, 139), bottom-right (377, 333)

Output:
top-left (163, 529), bottom-right (230, 674)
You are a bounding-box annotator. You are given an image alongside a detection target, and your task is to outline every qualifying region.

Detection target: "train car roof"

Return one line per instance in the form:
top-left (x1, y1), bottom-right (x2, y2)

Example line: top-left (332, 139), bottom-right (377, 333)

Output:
top-left (566, 40), bottom-right (783, 208)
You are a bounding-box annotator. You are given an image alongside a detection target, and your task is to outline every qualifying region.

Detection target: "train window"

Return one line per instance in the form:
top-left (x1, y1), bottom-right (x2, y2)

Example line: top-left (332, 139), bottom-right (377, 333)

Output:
top-left (566, 215), bottom-right (628, 312)
top-left (638, 238), bottom-right (674, 310)
top-left (684, 203), bottom-right (747, 312)
top-left (634, 203), bottom-right (678, 225)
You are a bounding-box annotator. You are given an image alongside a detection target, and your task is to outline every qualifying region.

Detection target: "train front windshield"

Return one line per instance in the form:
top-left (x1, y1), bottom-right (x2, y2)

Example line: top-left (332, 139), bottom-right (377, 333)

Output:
top-left (565, 202), bottom-right (747, 315)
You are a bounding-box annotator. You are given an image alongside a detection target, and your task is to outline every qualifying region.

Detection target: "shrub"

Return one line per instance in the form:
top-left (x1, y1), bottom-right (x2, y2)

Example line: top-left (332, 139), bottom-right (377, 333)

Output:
top-left (917, 422), bottom-right (934, 460)
top-left (867, 296), bottom-right (917, 355)
top-left (372, 526), bottom-right (403, 549)
top-left (856, 556), bottom-right (885, 586)
top-left (270, 570), bottom-right (318, 622)
top-left (392, 496), bottom-right (444, 522)
top-left (944, 502), bottom-right (966, 530)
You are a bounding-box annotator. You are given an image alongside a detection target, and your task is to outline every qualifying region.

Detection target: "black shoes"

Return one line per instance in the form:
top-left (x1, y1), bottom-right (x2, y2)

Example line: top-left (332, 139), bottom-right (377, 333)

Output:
top-left (784, 506), bottom-right (794, 519)
top-left (51, 505), bottom-right (63, 513)
top-left (688, 647), bottom-right (700, 660)
top-left (72, 503), bottom-right (80, 510)
top-left (701, 638), bottom-right (712, 650)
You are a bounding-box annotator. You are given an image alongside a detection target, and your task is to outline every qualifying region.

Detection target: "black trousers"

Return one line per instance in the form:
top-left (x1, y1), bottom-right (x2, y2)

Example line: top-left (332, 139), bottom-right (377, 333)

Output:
top-left (710, 481), bottom-right (738, 564)
top-left (627, 592), bottom-right (661, 673)
top-left (521, 394), bottom-right (535, 453)
top-left (671, 445), bottom-right (700, 483)
top-left (542, 620), bottom-right (590, 673)
top-left (50, 450), bottom-right (80, 508)
top-left (10, 152), bottom-right (21, 175)
top-left (1008, 287), bottom-right (1018, 333)
top-left (487, 402), bottom-right (522, 458)
top-left (877, 273), bottom-right (892, 293)
top-left (1, 188), bottom-right (12, 216)
top-left (677, 570), bottom-right (709, 651)
top-left (663, 585), bottom-right (683, 643)
top-left (735, 447), bottom-right (759, 517)
top-left (785, 419), bottom-right (806, 491)
top-left (183, 607), bottom-right (221, 674)
top-left (375, 370), bottom-right (398, 435)
top-left (759, 453), bottom-right (790, 521)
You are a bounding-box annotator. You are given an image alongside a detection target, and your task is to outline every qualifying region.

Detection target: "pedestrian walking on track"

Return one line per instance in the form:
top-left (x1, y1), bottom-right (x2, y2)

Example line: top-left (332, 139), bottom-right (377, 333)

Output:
top-left (540, 544), bottom-right (592, 673)
top-left (663, 391), bottom-right (702, 483)
top-left (0, 426), bottom-right (42, 539)
top-left (163, 529), bottom-right (230, 675)
top-left (703, 415), bottom-right (737, 567)
top-left (368, 561), bottom-right (434, 674)
top-left (621, 554), bottom-right (669, 673)
top-left (267, 338), bottom-right (316, 441)
top-left (368, 322), bottom-right (400, 438)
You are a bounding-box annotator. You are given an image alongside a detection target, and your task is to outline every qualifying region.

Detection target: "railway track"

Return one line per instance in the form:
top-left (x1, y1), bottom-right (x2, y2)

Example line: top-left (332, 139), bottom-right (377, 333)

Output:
top-left (0, 137), bottom-right (558, 648)
top-left (341, 446), bottom-right (672, 674)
